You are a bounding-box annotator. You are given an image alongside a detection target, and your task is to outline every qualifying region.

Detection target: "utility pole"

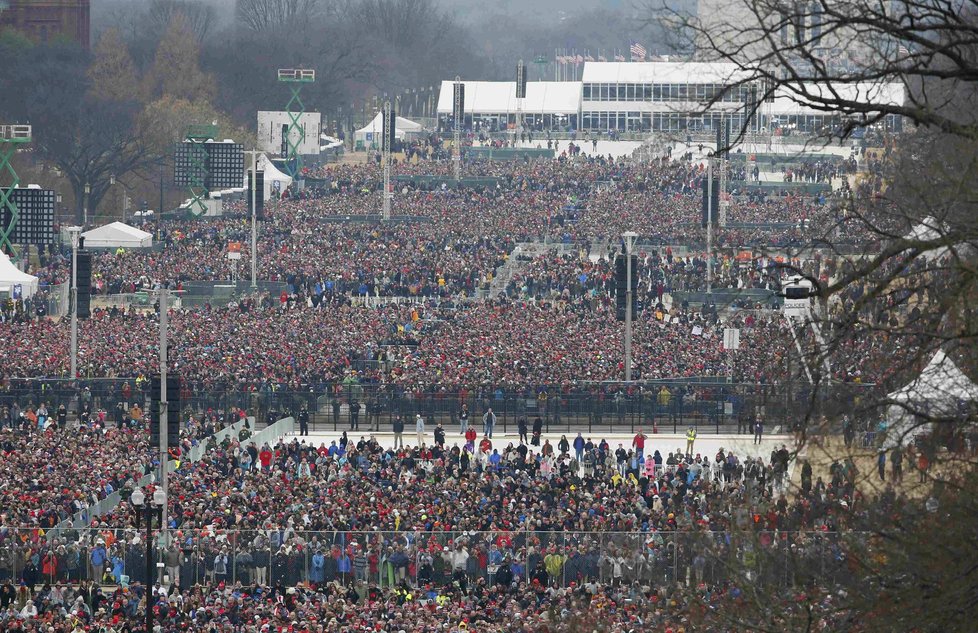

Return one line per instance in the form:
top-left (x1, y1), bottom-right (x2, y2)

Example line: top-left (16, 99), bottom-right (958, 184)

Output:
top-left (68, 226), bottom-right (81, 379)
top-left (623, 231), bottom-right (637, 382)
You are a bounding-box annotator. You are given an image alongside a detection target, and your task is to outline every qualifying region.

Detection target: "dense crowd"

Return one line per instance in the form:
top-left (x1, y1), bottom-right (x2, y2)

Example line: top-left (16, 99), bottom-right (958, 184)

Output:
top-left (0, 124), bottom-right (950, 633)
top-left (0, 290), bottom-right (792, 388)
top-left (25, 155), bottom-right (861, 302)
top-left (0, 420), bottom-right (870, 632)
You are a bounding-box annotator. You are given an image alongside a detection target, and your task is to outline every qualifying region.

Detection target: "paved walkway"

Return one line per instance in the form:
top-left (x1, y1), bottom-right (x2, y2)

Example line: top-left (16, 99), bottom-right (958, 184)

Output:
top-left (285, 428), bottom-right (791, 463)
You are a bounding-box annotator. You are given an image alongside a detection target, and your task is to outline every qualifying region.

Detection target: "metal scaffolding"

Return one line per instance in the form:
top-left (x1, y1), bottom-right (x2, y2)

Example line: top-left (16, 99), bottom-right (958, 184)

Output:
top-left (0, 124), bottom-right (31, 256)
top-left (184, 124), bottom-right (217, 216)
top-left (278, 68), bottom-right (316, 181)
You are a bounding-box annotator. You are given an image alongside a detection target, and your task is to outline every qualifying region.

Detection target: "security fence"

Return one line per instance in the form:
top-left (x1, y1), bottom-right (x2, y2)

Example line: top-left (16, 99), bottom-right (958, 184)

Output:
top-left (0, 378), bottom-right (875, 435)
top-left (0, 528), bottom-right (853, 592)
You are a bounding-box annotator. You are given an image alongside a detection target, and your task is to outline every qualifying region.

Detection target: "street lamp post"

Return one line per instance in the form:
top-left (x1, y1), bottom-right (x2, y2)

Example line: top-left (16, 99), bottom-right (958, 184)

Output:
top-left (130, 487), bottom-right (165, 633)
top-left (83, 183), bottom-right (90, 227)
top-left (67, 226), bottom-right (82, 379)
top-left (111, 175), bottom-right (131, 225)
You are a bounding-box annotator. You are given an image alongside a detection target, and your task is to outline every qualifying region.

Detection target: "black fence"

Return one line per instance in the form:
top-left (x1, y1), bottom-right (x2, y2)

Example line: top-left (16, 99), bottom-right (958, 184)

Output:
top-left (0, 378), bottom-right (875, 436)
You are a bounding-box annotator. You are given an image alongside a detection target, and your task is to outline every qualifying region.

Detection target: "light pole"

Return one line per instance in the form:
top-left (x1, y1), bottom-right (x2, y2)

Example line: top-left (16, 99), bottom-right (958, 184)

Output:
top-left (130, 487), bottom-right (165, 633)
top-left (111, 175), bottom-right (131, 224)
top-left (83, 183), bottom-right (90, 227)
top-left (67, 226), bottom-right (81, 379)
top-left (623, 231), bottom-right (638, 382)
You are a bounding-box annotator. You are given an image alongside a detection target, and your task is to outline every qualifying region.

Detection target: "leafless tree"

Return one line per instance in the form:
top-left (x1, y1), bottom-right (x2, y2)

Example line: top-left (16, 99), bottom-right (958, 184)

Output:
top-left (235, 0), bottom-right (325, 33)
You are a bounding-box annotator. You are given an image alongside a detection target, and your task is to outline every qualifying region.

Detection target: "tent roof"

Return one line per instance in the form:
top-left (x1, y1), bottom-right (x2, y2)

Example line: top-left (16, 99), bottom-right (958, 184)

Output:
top-left (437, 81), bottom-right (582, 115)
top-left (889, 350), bottom-right (978, 405)
top-left (355, 112), bottom-right (423, 136)
top-left (0, 250), bottom-right (39, 297)
top-left (768, 82), bottom-right (905, 116)
top-left (82, 222), bottom-right (152, 247)
top-left (581, 61), bottom-right (748, 85)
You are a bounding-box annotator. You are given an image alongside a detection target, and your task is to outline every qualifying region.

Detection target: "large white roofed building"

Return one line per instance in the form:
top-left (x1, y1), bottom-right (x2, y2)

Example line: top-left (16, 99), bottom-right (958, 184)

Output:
top-left (435, 62), bottom-right (905, 136)
top-left (436, 80), bottom-right (582, 132)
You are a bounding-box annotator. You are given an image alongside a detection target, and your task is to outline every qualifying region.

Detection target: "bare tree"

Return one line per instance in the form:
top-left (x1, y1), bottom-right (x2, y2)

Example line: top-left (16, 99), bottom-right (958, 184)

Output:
top-left (147, 0), bottom-right (216, 43)
top-left (666, 0), bottom-right (978, 140)
top-left (235, 0), bottom-right (325, 33)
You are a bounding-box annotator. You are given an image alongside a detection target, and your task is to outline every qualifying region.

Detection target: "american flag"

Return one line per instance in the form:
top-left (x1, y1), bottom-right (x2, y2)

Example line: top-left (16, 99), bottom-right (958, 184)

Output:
top-left (575, 55), bottom-right (584, 64)
top-left (630, 42), bottom-right (647, 61)
top-left (598, 52), bottom-right (607, 62)
top-left (614, 51), bottom-right (626, 62)
top-left (585, 52), bottom-right (595, 62)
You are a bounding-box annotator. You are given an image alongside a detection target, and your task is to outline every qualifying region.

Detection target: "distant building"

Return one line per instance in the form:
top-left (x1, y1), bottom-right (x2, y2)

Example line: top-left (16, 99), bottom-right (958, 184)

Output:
top-left (0, 0), bottom-right (91, 50)
top-left (438, 62), bottom-right (905, 135)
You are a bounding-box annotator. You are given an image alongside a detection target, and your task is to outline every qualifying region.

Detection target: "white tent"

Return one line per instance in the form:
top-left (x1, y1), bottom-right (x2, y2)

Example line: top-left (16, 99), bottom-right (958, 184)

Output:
top-left (0, 250), bottom-right (39, 299)
top-left (81, 222), bottom-right (153, 249)
top-left (256, 153), bottom-right (292, 199)
top-left (902, 216), bottom-right (950, 261)
top-left (885, 350), bottom-right (978, 445)
top-left (355, 113), bottom-right (424, 145)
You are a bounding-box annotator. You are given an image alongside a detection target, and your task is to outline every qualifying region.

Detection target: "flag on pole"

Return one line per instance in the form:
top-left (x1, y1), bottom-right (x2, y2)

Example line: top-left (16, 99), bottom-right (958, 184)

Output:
top-left (598, 51), bottom-right (607, 62)
top-left (575, 54), bottom-right (584, 65)
top-left (630, 42), bottom-right (647, 61)
top-left (614, 50), bottom-right (626, 62)
top-left (585, 52), bottom-right (595, 62)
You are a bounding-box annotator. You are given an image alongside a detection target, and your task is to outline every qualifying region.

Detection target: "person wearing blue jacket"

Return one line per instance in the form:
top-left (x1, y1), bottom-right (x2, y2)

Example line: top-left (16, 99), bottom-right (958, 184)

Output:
top-left (310, 550), bottom-right (326, 584)
top-left (573, 433), bottom-right (585, 461)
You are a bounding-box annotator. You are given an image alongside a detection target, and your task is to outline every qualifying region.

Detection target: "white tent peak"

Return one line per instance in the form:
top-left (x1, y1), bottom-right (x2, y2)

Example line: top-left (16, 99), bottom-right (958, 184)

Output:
top-left (885, 349), bottom-right (978, 446)
top-left (355, 113), bottom-right (423, 145)
top-left (890, 349), bottom-right (978, 404)
top-left (82, 222), bottom-right (153, 248)
top-left (0, 249), bottom-right (39, 299)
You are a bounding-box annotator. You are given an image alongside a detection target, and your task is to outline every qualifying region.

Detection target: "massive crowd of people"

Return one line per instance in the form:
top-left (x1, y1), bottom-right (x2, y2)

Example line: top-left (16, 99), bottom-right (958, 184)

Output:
top-left (0, 145), bottom-right (931, 632)
top-left (24, 155), bottom-right (863, 303)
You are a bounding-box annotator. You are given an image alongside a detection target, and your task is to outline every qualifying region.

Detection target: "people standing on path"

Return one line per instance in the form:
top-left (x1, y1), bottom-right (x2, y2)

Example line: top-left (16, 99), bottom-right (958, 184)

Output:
top-left (483, 408), bottom-right (496, 438)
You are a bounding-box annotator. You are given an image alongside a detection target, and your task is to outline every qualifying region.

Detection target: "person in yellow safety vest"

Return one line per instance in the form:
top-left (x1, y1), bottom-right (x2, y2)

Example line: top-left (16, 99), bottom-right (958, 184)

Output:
top-left (686, 427), bottom-right (697, 456)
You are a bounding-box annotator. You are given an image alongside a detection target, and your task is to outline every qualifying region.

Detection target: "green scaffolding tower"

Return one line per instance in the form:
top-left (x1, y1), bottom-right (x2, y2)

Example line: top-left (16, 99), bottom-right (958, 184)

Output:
top-left (278, 68), bottom-right (316, 181)
top-left (183, 124), bottom-right (217, 216)
top-left (0, 124), bottom-right (32, 256)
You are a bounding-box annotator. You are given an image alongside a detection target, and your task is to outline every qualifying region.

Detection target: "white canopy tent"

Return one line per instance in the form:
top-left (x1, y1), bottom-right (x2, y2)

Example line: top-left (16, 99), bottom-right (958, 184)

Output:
top-left (355, 113), bottom-right (424, 145)
top-left (902, 216), bottom-right (951, 262)
top-left (81, 222), bottom-right (153, 249)
top-left (255, 153), bottom-right (292, 199)
top-left (885, 350), bottom-right (978, 446)
top-left (0, 250), bottom-right (39, 299)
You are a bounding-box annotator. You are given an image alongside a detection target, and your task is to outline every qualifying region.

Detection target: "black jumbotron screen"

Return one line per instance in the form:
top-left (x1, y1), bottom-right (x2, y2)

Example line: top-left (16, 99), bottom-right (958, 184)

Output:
top-left (174, 142), bottom-right (244, 189)
top-left (1, 188), bottom-right (55, 244)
